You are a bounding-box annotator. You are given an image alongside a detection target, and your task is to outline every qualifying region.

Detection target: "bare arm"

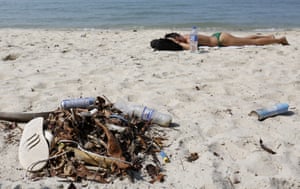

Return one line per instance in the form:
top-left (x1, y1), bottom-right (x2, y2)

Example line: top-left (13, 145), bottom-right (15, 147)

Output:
top-left (167, 37), bottom-right (190, 50)
top-left (178, 42), bottom-right (190, 50)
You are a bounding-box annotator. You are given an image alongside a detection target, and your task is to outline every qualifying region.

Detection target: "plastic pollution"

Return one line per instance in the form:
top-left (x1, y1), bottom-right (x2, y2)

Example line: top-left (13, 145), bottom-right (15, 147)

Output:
top-left (113, 99), bottom-right (172, 127)
top-left (159, 150), bottom-right (170, 163)
top-left (60, 97), bottom-right (96, 109)
top-left (80, 108), bottom-right (98, 117)
top-left (190, 26), bottom-right (198, 53)
top-left (249, 103), bottom-right (289, 121)
top-left (105, 123), bottom-right (127, 133)
top-left (109, 114), bottom-right (128, 124)
top-left (44, 130), bottom-right (54, 148)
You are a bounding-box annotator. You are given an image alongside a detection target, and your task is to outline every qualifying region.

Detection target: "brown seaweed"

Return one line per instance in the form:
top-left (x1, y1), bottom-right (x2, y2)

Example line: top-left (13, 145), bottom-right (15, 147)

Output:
top-left (94, 119), bottom-right (129, 169)
top-left (23, 96), bottom-right (168, 184)
top-left (146, 164), bottom-right (165, 183)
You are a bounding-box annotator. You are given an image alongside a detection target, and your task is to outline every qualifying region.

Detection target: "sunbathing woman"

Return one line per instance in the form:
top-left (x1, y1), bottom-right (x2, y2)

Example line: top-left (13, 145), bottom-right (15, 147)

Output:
top-left (151, 32), bottom-right (289, 51)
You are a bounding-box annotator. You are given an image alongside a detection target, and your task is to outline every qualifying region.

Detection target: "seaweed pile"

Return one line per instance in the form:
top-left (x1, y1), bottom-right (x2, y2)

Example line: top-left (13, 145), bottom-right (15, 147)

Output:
top-left (29, 96), bottom-right (168, 184)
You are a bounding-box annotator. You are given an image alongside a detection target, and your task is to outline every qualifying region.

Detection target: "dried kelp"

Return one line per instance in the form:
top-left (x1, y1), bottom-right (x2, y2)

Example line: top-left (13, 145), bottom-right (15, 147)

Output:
top-left (28, 96), bottom-right (168, 184)
top-left (259, 139), bottom-right (276, 155)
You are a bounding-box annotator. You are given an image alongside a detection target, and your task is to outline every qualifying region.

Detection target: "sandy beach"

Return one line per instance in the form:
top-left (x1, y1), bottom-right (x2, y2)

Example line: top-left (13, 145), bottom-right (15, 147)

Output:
top-left (0, 28), bottom-right (299, 189)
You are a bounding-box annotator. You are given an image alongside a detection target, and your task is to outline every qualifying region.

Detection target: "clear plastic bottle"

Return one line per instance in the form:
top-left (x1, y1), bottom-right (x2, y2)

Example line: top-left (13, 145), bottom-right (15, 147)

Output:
top-left (113, 99), bottom-right (172, 127)
top-left (190, 26), bottom-right (198, 53)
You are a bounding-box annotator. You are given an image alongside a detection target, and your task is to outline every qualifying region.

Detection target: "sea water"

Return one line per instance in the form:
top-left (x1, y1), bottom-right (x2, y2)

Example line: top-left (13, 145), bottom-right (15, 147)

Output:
top-left (0, 0), bottom-right (299, 30)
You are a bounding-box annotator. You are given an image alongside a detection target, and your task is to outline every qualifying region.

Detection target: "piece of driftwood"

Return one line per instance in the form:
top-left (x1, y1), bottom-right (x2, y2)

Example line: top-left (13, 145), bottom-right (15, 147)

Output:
top-left (0, 111), bottom-right (52, 122)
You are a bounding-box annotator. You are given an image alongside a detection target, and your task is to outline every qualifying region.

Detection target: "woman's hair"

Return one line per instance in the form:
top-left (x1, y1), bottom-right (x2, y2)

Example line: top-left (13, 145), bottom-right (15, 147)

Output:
top-left (150, 38), bottom-right (183, 51)
top-left (164, 32), bottom-right (181, 39)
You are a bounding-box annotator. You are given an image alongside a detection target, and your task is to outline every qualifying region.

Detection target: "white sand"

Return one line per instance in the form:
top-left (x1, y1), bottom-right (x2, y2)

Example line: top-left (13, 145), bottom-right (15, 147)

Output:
top-left (0, 28), bottom-right (299, 189)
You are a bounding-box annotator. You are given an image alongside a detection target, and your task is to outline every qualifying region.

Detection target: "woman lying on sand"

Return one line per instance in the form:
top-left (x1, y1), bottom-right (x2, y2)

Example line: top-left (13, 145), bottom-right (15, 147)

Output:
top-left (151, 32), bottom-right (289, 51)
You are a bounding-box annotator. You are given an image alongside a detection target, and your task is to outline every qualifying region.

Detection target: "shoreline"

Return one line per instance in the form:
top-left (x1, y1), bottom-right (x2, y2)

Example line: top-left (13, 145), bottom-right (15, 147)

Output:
top-left (0, 28), bottom-right (299, 188)
top-left (0, 26), bottom-right (300, 32)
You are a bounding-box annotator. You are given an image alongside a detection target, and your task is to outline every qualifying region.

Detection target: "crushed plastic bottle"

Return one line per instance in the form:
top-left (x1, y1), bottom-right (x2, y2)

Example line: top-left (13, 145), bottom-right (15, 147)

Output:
top-left (249, 103), bottom-right (289, 121)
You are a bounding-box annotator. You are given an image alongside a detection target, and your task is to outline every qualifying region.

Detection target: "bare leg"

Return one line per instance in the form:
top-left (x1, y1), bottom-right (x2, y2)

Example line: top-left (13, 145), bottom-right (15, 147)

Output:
top-left (220, 32), bottom-right (289, 46)
top-left (244, 34), bottom-right (275, 39)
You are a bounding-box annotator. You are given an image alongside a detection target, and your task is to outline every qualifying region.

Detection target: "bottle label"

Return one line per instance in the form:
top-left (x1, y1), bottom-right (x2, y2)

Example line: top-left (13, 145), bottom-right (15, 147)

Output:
top-left (141, 106), bottom-right (155, 121)
top-left (190, 35), bottom-right (198, 42)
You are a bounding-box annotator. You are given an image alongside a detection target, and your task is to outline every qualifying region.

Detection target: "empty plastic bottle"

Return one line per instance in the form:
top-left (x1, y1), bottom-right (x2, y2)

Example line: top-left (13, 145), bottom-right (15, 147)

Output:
top-left (113, 99), bottom-right (172, 127)
top-left (250, 103), bottom-right (289, 121)
top-left (190, 26), bottom-right (198, 53)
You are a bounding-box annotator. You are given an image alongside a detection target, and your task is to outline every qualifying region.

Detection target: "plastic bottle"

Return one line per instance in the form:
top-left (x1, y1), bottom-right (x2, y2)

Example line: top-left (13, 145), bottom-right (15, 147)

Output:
top-left (190, 26), bottom-right (198, 53)
top-left (60, 97), bottom-right (96, 109)
top-left (159, 150), bottom-right (170, 163)
top-left (113, 99), bottom-right (172, 127)
top-left (250, 103), bottom-right (289, 121)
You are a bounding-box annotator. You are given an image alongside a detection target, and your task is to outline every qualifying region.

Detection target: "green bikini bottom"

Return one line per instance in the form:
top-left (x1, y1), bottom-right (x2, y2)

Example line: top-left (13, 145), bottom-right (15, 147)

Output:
top-left (212, 32), bottom-right (222, 46)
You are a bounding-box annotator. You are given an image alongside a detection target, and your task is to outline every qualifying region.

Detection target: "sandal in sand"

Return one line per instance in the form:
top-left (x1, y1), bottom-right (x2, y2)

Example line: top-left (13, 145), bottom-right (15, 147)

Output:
top-left (18, 117), bottom-right (50, 172)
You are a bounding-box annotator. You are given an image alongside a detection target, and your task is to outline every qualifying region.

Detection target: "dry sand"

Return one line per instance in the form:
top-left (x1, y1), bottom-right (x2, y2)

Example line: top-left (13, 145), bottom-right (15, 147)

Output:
top-left (0, 28), bottom-right (299, 189)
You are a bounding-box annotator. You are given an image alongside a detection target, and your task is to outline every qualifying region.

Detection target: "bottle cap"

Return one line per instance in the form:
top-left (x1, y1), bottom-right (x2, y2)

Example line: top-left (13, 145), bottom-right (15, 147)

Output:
top-left (163, 157), bottom-right (170, 163)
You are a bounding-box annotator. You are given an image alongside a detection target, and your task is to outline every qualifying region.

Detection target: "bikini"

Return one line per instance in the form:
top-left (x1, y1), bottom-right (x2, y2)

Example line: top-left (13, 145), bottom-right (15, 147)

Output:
top-left (212, 32), bottom-right (222, 46)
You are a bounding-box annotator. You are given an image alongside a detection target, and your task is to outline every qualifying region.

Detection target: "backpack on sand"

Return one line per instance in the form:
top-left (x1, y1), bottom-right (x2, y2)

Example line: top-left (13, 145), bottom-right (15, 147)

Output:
top-left (150, 38), bottom-right (183, 51)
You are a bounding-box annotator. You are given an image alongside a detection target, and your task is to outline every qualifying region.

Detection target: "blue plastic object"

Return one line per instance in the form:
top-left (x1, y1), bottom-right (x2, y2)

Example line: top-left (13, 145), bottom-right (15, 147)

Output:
top-left (251, 103), bottom-right (289, 121)
top-left (159, 151), bottom-right (170, 163)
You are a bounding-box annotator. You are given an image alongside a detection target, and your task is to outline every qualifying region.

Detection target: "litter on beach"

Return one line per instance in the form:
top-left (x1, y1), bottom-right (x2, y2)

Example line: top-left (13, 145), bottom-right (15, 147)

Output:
top-left (3, 96), bottom-right (172, 184)
top-left (249, 103), bottom-right (289, 121)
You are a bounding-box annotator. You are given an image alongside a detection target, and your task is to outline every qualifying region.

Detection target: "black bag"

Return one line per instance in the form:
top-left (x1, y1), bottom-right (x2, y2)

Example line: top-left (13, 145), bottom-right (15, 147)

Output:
top-left (150, 38), bottom-right (183, 51)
